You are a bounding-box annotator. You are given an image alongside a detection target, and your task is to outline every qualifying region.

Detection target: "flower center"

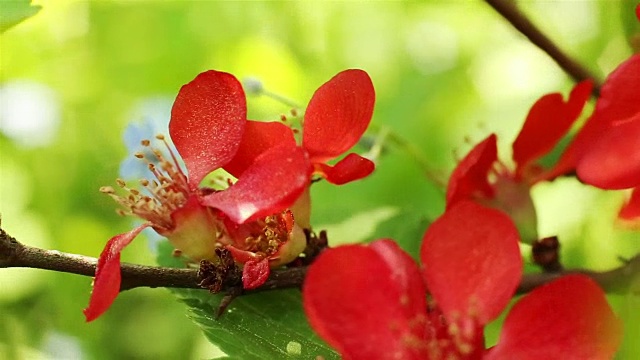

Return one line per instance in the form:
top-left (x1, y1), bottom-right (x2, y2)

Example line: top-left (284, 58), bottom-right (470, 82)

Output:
top-left (219, 210), bottom-right (295, 260)
top-left (100, 135), bottom-right (190, 231)
top-left (243, 213), bottom-right (292, 257)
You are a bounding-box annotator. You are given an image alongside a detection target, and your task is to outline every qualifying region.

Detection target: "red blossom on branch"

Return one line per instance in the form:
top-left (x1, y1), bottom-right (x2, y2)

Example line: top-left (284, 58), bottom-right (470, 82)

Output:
top-left (448, 80), bottom-right (592, 203)
top-left (542, 54), bottom-right (640, 223)
top-left (541, 4), bottom-right (640, 221)
top-left (446, 81), bottom-right (592, 242)
top-left (303, 201), bottom-right (622, 359)
top-left (85, 70), bottom-right (309, 321)
top-left (87, 69), bottom-right (376, 321)
top-left (548, 55), bottom-right (640, 187)
top-left (200, 69), bottom-right (376, 284)
top-left (219, 209), bottom-right (306, 289)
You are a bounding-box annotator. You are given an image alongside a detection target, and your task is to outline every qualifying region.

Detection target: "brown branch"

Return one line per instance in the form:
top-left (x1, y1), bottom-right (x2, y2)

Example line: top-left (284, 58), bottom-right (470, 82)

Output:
top-left (518, 255), bottom-right (640, 295)
top-left (485, 0), bottom-right (602, 95)
top-left (1, 226), bottom-right (638, 296)
top-left (0, 226), bottom-right (304, 293)
top-left (0, 226), bottom-right (200, 291)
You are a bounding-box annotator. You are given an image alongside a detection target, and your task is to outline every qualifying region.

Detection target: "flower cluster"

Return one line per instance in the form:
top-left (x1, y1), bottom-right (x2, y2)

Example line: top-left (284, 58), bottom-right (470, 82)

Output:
top-left (303, 201), bottom-right (622, 359)
top-left (84, 69), bottom-right (375, 321)
top-left (81, 6), bottom-right (639, 359)
top-left (303, 50), bottom-right (640, 359)
top-left (448, 53), bottom-right (640, 239)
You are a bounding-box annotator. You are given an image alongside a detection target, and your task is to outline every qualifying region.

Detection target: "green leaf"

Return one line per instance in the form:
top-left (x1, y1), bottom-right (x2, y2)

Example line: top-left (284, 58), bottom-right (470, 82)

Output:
top-left (157, 241), bottom-right (339, 359)
top-left (615, 293), bottom-right (640, 359)
top-left (0, 0), bottom-right (41, 33)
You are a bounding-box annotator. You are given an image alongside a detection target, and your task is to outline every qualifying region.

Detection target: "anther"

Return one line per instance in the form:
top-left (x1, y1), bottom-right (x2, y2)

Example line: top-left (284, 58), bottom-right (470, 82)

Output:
top-left (141, 139), bottom-right (151, 146)
top-left (100, 186), bottom-right (115, 194)
top-left (155, 134), bottom-right (165, 140)
top-left (116, 179), bottom-right (126, 188)
top-left (280, 114), bottom-right (287, 122)
top-left (290, 108), bottom-right (298, 117)
top-left (134, 152), bottom-right (144, 159)
top-left (152, 149), bottom-right (164, 158)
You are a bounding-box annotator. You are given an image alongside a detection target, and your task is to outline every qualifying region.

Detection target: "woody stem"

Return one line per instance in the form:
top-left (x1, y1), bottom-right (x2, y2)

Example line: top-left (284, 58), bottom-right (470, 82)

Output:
top-left (484, 0), bottom-right (602, 95)
top-left (1, 226), bottom-right (637, 295)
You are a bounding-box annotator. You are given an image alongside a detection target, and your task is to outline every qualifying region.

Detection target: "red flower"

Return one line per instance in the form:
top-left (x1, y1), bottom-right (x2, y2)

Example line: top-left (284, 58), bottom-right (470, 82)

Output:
top-left (85, 70), bottom-right (308, 321)
top-left (303, 201), bottom-right (622, 359)
top-left (446, 82), bottom-right (592, 242)
top-left (544, 55), bottom-right (640, 188)
top-left (540, 55), bottom-right (640, 222)
top-left (199, 69), bottom-right (375, 286)
top-left (212, 69), bottom-right (376, 227)
top-left (564, 0), bottom-right (640, 184)
top-left (219, 209), bottom-right (306, 289)
top-left (541, 4), bottom-right (640, 219)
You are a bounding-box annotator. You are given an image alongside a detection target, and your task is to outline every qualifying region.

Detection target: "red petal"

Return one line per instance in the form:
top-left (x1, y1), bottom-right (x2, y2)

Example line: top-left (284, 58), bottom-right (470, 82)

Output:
top-left (303, 239), bottom-right (428, 360)
top-left (302, 70), bottom-right (375, 163)
top-left (202, 145), bottom-right (311, 224)
top-left (313, 153), bottom-right (375, 185)
top-left (486, 275), bottom-right (622, 360)
top-left (242, 258), bottom-right (270, 289)
top-left (512, 80), bottom-right (592, 176)
top-left (426, 305), bottom-right (485, 359)
top-left (593, 54), bottom-right (640, 125)
top-left (545, 55), bottom-right (640, 179)
top-left (224, 120), bottom-right (297, 178)
top-left (369, 239), bottom-right (428, 296)
top-left (421, 201), bottom-right (522, 326)
top-left (446, 134), bottom-right (498, 209)
top-left (84, 223), bottom-right (149, 322)
top-left (576, 112), bottom-right (640, 189)
top-left (619, 186), bottom-right (640, 220)
top-left (170, 70), bottom-right (246, 189)
top-left (281, 209), bottom-right (294, 233)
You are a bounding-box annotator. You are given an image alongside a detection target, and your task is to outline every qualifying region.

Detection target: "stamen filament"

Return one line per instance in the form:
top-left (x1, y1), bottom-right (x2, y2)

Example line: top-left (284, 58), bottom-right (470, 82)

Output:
top-left (102, 135), bottom-right (192, 231)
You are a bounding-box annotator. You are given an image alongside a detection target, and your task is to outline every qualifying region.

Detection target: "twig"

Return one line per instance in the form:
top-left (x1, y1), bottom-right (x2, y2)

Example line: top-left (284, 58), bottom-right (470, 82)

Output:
top-left (0, 226), bottom-right (199, 291)
top-left (0, 226), bottom-right (304, 293)
top-left (484, 0), bottom-right (602, 95)
top-left (1, 226), bottom-right (638, 295)
top-left (518, 256), bottom-right (640, 294)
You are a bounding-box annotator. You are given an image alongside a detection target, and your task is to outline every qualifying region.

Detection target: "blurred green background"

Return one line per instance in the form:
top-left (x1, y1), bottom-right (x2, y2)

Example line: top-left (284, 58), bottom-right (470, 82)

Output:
top-left (1, 0), bottom-right (639, 359)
